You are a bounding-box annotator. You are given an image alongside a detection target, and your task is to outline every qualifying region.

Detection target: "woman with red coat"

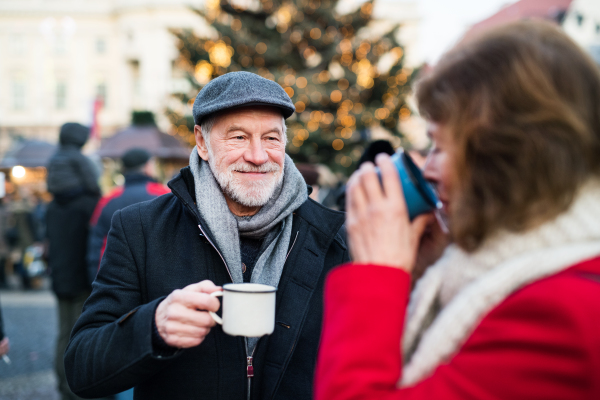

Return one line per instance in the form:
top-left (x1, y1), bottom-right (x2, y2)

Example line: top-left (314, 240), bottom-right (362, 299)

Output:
top-left (315, 21), bottom-right (600, 400)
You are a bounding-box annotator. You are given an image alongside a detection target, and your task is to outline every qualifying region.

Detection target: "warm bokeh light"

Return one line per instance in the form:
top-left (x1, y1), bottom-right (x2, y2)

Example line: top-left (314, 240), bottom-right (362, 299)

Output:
top-left (11, 165), bottom-right (26, 179)
top-left (332, 139), bottom-right (344, 150)
top-left (297, 129), bottom-right (309, 140)
top-left (255, 42), bottom-right (267, 54)
top-left (296, 77), bottom-right (307, 88)
top-left (330, 90), bottom-right (342, 103)
top-left (194, 60), bottom-right (214, 84)
top-left (340, 156), bottom-right (353, 167)
top-left (318, 70), bottom-right (330, 83)
top-left (399, 106), bottom-right (411, 120)
top-left (355, 59), bottom-right (374, 88)
top-left (205, 0), bottom-right (220, 11)
top-left (231, 19), bottom-right (242, 31)
top-left (209, 41), bottom-right (234, 67)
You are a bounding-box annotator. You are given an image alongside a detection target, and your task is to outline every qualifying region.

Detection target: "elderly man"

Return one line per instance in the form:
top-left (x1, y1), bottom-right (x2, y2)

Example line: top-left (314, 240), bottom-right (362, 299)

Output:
top-left (64, 72), bottom-right (349, 400)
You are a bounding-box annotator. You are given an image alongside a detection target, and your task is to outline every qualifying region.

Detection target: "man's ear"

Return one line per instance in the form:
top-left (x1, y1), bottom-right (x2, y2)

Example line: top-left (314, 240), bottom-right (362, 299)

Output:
top-left (194, 125), bottom-right (209, 161)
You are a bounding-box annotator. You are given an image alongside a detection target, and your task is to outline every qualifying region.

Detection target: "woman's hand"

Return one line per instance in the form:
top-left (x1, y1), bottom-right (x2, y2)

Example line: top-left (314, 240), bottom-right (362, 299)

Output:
top-left (346, 153), bottom-right (431, 273)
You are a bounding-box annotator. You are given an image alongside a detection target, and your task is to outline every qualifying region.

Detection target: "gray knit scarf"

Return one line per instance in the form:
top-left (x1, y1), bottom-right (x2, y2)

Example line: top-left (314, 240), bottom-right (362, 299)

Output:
top-left (189, 149), bottom-right (307, 349)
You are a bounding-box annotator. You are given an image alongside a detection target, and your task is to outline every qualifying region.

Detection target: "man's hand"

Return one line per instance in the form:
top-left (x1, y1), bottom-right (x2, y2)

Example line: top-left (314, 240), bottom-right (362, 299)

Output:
top-left (155, 280), bottom-right (221, 348)
top-left (0, 337), bottom-right (9, 357)
top-left (346, 153), bottom-right (431, 273)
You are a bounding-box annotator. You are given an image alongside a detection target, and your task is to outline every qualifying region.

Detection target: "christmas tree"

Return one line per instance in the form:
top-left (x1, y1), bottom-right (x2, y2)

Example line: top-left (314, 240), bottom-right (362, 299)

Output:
top-left (167, 0), bottom-right (413, 173)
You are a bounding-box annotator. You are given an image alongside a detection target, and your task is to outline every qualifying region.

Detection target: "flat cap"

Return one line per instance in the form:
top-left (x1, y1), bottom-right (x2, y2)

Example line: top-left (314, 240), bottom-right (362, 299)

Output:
top-left (192, 71), bottom-right (295, 125)
top-left (122, 148), bottom-right (151, 170)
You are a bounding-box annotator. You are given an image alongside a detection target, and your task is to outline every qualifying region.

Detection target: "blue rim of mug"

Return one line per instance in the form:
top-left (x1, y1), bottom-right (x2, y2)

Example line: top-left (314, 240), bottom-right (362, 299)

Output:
top-left (223, 284), bottom-right (277, 294)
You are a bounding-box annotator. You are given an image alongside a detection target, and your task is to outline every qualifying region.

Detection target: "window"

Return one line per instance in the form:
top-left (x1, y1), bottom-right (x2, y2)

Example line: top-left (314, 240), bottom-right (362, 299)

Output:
top-left (96, 82), bottom-right (107, 107)
top-left (576, 13), bottom-right (584, 26)
top-left (596, 23), bottom-right (600, 34)
top-left (12, 79), bottom-right (26, 110)
top-left (56, 81), bottom-right (67, 109)
top-left (96, 37), bottom-right (106, 54)
top-left (55, 36), bottom-right (68, 55)
top-left (9, 34), bottom-right (25, 55)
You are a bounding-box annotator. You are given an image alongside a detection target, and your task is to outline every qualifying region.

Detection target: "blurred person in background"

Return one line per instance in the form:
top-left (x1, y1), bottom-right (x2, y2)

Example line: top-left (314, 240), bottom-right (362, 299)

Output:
top-left (87, 148), bottom-right (169, 283)
top-left (296, 163), bottom-right (320, 201)
top-left (0, 297), bottom-right (8, 358)
top-left (316, 21), bottom-right (600, 400)
top-left (46, 123), bottom-right (101, 200)
top-left (331, 140), bottom-right (396, 211)
top-left (6, 189), bottom-right (36, 290)
top-left (0, 197), bottom-right (10, 289)
top-left (46, 122), bottom-right (100, 400)
top-left (314, 164), bottom-right (339, 204)
top-left (31, 190), bottom-right (49, 243)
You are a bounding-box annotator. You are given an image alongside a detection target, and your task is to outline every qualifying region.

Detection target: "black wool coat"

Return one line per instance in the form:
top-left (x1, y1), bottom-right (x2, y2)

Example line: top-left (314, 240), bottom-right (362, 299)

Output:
top-left (64, 166), bottom-right (349, 400)
top-left (47, 193), bottom-right (99, 298)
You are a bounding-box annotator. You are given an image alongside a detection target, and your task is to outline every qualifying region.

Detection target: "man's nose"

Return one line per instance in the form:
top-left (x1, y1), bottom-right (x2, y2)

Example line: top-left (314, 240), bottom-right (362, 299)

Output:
top-left (244, 137), bottom-right (269, 165)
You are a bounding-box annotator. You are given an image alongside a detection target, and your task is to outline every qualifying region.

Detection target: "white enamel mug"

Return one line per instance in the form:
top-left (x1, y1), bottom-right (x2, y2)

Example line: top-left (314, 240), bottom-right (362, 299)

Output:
top-left (209, 283), bottom-right (276, 337)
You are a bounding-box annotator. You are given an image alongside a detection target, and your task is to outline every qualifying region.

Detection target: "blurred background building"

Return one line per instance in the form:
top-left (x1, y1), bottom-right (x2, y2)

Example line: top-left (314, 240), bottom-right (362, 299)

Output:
top-left (0, 0), bottom-right (209, 152)
top-left (0, 0), bottom-right (420, 158)
top-left (563, 0), bottom-right (600, 64)
top-left (463, 0), bottom-right (600, 63)
top-left (1, 0), bottom-right (599, 175)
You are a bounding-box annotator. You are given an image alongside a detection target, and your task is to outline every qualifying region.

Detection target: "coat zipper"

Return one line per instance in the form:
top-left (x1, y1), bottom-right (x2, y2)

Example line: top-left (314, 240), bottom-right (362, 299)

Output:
top-left (194, 202), bottom-right (300, 400)
top-left (246, 231), bottom-right (299, 400)
top-left (198, 220), bottom-right (256, 398)
top-left (246, 339), bottom-right (258, 400)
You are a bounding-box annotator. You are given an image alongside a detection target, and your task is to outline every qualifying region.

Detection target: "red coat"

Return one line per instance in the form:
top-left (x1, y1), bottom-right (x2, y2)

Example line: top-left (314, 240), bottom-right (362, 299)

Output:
top-left (315, 256), bottom-right (600, 400)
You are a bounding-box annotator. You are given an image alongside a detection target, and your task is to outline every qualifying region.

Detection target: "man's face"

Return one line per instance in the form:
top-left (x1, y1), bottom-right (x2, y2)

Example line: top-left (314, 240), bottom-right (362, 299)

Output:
top-left (195, 106), bottom-right (286, 208)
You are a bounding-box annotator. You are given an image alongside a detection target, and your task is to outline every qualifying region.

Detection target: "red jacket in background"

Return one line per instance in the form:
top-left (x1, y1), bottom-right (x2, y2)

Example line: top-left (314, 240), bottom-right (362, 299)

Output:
top-left (87, 173), bottom-right (169, 282)
top-left (315, 257), bottom-right (600, 400)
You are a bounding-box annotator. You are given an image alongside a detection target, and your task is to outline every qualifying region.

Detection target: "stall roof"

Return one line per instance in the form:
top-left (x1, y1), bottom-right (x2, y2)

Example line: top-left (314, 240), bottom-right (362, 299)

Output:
top-left (96, 125), bottom-right (191, 160)
top-left (0, 139), bottom-right (57, 168)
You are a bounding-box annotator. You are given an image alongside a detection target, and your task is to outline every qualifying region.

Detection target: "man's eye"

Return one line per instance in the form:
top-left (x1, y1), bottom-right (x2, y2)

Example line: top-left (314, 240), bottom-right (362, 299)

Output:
top-left (234, 136), bottom-right (244, 140)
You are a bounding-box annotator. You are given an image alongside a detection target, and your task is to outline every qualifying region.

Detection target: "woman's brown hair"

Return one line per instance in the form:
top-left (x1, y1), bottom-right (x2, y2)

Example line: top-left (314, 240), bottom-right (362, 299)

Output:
top-left (416, 21), bottom-right (600, 251)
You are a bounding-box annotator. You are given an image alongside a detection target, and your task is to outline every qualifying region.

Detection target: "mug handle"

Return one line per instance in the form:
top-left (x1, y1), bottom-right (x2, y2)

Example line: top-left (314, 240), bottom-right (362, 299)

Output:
top-left (209, 291), bottom-right (223, 325)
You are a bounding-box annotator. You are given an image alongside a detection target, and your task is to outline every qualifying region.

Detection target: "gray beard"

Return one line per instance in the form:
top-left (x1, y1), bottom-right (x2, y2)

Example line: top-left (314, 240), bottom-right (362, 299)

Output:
top-left (207, 152), bottom-right (284, 208)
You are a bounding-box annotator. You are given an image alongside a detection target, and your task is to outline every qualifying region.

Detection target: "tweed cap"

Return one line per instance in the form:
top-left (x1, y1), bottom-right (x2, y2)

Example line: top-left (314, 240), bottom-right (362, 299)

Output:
top-left (192, 71), bottom-right (295, 125)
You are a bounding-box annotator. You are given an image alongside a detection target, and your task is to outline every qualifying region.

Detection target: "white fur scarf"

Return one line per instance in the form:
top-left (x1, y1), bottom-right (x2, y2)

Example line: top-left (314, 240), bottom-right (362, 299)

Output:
top-left (399, 180), bottom-right (600, 387)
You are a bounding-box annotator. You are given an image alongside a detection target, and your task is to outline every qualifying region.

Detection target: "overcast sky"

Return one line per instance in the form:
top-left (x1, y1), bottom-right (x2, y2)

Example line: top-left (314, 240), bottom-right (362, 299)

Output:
top-left (386, 0), bottom-right (518, 64)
